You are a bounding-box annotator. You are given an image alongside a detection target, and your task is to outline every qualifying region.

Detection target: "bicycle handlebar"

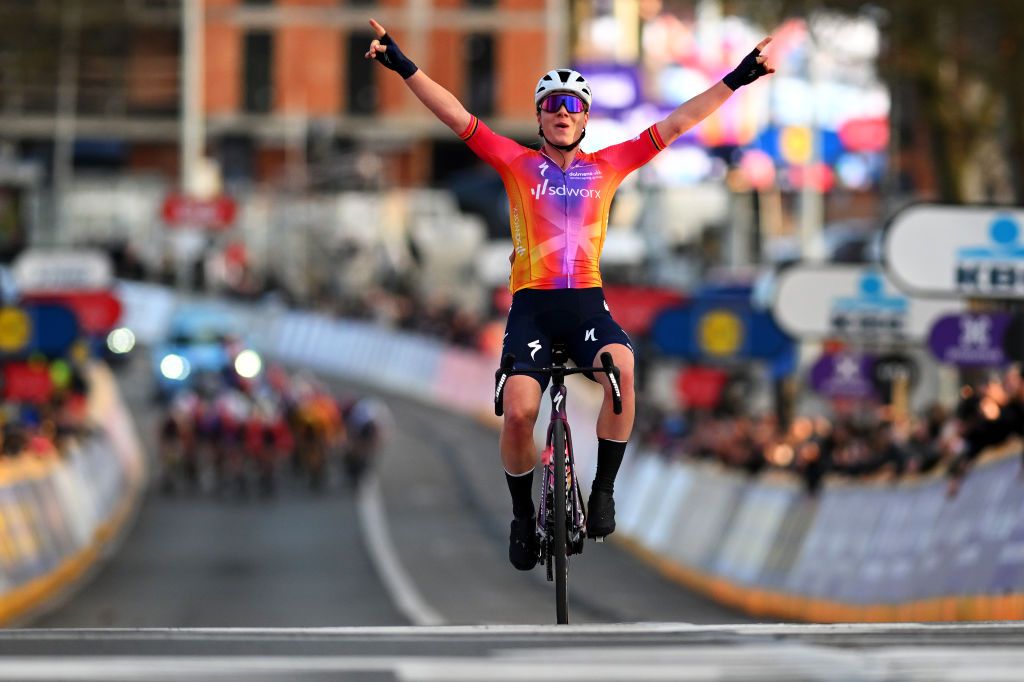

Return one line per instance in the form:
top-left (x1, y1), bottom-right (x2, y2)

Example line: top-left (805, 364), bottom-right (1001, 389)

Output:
top-left (494, 352), bottom-right (622, 417)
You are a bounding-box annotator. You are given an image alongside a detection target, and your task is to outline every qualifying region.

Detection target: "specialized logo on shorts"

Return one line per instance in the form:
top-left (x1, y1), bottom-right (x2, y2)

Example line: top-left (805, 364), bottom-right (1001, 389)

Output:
top-left (603, 300), bottom-right (609, 311)
top-left (528, 339), bottom-right (543, 360)
top-left (585, 328), bottom-right (597, 342)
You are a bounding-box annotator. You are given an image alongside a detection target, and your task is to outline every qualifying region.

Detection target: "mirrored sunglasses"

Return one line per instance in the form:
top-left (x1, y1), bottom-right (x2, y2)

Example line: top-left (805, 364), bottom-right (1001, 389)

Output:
top-left (539, 94), bottom-right (587, 114)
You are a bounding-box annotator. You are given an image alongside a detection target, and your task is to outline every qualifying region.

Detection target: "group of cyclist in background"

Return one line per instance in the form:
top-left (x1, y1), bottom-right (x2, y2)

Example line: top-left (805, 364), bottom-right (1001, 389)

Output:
top-left (156, 365), bottom-right (392, 498)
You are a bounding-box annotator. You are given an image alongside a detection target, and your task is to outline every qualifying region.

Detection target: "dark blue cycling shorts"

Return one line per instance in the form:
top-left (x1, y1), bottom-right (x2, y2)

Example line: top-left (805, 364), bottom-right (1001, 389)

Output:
top-left (501, 287), bottom-right (633, 390)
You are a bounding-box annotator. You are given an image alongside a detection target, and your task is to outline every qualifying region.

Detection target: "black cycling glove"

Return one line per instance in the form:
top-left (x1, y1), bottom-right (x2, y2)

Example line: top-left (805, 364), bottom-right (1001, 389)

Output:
top-left (376, 33), bottom-right (419, 80)
top-left (722, 48), bottom-right (768, 90)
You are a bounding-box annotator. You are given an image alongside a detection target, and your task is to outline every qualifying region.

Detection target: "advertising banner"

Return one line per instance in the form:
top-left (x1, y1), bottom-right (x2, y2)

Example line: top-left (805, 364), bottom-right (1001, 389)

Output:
top-left (12, 249), bottom-right (113, 293)
top-left (757, 492), bottom-right (817, 589)
top-left (886, 204), bottom-right (1024, 298)
top-left (652, 300), bottom-right (792, 362)
top-left (23, 291), bottom-right (123, 335)
top-left (928, 313), bottom-right (1011, 367)
top-left (602, 285), bottom-right (686, 336)
top-left (713, 484), bottom-right (795, 585)
top-left (772, 266), bottom-right (960, 342)
top-left (809, 351), bottom-right (877, 400)
top-left (161, 193), bottom-right (237, 230)
top-left (0, 304), bottom-right (79, 358)
top-left (664, 466), bottom-right (746, 569)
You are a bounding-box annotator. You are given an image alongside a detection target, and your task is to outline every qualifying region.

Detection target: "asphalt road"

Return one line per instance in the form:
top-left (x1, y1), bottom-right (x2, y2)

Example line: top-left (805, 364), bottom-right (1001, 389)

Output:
top-left (11, 350), bottom-right (1024, 681)
top-left (31, 351), bottom-right (748, 627)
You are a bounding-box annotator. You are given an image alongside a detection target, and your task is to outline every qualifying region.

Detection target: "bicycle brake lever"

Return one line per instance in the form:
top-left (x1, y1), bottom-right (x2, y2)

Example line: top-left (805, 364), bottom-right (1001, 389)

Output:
top-left (600, 352), bottom-right (622, 415)
top-left (494, 353), bottom-right (516, 417)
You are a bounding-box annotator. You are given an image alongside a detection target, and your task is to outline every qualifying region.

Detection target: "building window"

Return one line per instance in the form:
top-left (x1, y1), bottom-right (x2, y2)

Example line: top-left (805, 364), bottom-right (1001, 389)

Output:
top-left (346, 32), bottom-right (378, 114)
top-left (465, 33), bottom-right (494, 116)
top-left (465, 0), bottom-right (498, 7)
top-left (243, 32), bottom-right (274, 113)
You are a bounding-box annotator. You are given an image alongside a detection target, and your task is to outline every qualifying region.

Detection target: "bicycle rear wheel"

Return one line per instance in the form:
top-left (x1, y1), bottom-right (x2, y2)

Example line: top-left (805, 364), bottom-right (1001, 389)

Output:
top-left (552, 419), bottom-right (569, 624)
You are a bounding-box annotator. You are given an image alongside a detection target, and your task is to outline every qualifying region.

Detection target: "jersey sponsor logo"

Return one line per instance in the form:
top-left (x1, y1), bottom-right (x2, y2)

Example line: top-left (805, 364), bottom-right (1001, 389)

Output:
top-left (511, 206), bottom-right (526, 256)
top-left (539, 161), bottom-right (550, 177)
top-left (585, 328), bottom-right (597, 342)
top-left (528, 339), bottom-right (543, 360)
top-left (530, 180), bottom-right (602, 200)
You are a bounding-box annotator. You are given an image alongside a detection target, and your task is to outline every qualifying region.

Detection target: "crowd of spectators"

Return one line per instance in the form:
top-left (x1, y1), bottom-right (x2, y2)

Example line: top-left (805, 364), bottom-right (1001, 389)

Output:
top-left (0, 360), bottom-right (93, 464)
top-left (636, 366), bottom-right (1024, 497)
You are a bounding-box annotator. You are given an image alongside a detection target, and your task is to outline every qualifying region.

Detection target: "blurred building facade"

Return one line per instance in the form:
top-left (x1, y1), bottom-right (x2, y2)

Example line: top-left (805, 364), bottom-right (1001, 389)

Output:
top-left (0, 0), bottom-right (562, 191)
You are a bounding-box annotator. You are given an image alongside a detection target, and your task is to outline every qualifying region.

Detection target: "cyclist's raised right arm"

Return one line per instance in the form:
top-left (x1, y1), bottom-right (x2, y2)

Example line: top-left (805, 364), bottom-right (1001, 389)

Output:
top-left (365, 19), bottom-right (471, 136)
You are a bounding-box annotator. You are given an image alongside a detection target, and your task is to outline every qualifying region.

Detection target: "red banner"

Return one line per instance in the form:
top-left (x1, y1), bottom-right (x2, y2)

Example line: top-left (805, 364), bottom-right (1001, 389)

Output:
top-left (603, 285), bottom-right (687, 336)
top-left (23, 291), bottom-right (123, 334)
top-left (161, 193), bottom-right (237, 230)
top-left (4, 362), bottom-right (53, 403)
top-left (677, 366), bottom-right (728, 410)
top-left (838, 117), bottom-right (889, 153)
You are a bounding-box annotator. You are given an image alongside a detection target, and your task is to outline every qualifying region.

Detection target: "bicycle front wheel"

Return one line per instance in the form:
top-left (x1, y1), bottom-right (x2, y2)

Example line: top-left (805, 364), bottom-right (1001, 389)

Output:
top-left (552, 419), bottom-right (569, 624)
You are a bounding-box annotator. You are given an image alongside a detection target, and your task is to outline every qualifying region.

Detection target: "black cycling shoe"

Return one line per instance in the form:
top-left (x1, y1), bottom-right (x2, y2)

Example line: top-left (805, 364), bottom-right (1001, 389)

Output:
top-left (509, 516), bottom-right (539, 570)
top-left (586, 488), bottom-right (616, 538)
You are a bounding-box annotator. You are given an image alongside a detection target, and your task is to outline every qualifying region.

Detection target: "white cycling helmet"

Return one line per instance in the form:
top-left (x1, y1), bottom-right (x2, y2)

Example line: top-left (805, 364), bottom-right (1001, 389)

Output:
top-left (534, 68), bottom-right (592, 110)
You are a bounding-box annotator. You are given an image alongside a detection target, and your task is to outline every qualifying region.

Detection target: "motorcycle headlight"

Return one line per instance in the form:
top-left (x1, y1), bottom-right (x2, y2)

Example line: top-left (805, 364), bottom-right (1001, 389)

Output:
top-left (234, 349), bottom-right (262, 379)
top-left (107, 327), bottom-right (136, 354)
top-left (160, 354), bottom-right (191, 381)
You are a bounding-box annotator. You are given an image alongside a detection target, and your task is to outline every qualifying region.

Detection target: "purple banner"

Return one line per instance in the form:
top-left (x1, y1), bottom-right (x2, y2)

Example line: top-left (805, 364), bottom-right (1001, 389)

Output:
top-left (928, 312), bottom-right (1011, 367)
top-left (809, 352), bottom-right (877, 400)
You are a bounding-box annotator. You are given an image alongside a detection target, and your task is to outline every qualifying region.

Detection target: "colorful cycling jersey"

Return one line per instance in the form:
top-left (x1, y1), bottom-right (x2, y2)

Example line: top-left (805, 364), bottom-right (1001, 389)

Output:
top-left (461, 116), bottom-right (667, 292)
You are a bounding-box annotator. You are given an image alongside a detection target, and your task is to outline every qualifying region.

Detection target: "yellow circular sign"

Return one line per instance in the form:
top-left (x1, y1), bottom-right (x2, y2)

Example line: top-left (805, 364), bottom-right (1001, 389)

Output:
top-left (780, 126), bottom-right (813, 165)
top-left (0, 307), bottom-right (31, 353)
top-left (698, 309), bottom-right (744, 357)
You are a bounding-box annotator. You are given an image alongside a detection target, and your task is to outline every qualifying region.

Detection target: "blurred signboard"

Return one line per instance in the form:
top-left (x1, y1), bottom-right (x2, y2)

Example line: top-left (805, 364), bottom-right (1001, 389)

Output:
top-left (809, 351), bottom-right (876, 400)
top-left (652, 296), bottom-right (792, 362)
top-left (676, 366), bottom-right (728, 409)
top-left (12, 249), bottom-right (113, 293)
top-left (928, 312), bottom-right (1011, 367)
top-left (885, 205), bottom-right (1024, 298)
top-left (161, 193), bottom-right (237, 230)
top-left (603, 285), bottom-right (686, 336)
top-left (22, 291), bottom-right (122, 335)
top-left (2, 362), bottom-right (53, 403)
top-left (572, 63), bottom-right (642, 118)
top-left (772, 266), bottom-right (959, 342)
top-left (0, 304), bottom-right (78, 357)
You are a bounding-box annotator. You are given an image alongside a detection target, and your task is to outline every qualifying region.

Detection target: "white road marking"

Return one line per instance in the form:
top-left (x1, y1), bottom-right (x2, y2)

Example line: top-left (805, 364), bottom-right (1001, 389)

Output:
top-left (356, 476), bottom-right (445, 626)
top-left (0, 646), bottom-right (1023, 681)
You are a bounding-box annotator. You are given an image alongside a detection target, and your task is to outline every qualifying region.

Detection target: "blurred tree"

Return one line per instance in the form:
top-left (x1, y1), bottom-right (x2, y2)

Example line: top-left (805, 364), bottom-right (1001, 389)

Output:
top-left (732, 0), bottom-right (1024, 204)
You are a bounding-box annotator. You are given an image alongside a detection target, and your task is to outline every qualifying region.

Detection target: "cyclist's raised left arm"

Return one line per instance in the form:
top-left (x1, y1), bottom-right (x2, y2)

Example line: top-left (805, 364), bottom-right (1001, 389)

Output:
top-left (364, 19), bottom-right (471, 136)
top-left (654, 37), bottom-right (774, 147)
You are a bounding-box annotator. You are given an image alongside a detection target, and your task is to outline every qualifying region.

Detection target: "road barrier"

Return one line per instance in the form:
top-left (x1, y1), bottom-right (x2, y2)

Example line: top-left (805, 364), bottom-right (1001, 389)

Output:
top-left (118, 283), bottom-right (1024, 621)
top-left (0, 364), bottom-right (145, 624)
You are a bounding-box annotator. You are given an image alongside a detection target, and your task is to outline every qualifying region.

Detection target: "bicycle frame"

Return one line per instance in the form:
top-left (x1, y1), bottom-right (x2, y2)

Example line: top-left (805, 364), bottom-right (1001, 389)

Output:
top-left (494, 345), bottom-right (622, 624)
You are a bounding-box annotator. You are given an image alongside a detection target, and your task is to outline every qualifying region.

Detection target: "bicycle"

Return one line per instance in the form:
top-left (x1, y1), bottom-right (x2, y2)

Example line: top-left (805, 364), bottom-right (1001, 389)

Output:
top-left (494, 343), bottom-right (622, 624)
